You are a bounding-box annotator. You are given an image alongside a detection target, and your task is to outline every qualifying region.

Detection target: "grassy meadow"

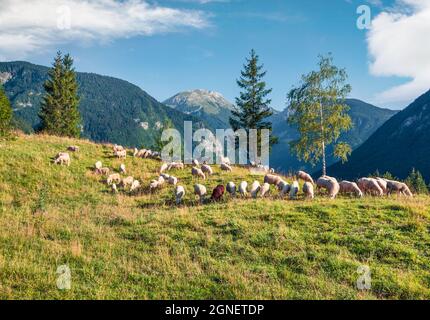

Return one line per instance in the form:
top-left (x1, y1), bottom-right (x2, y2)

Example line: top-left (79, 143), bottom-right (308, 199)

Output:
top-left (0, 133), bottom-right (429, 300)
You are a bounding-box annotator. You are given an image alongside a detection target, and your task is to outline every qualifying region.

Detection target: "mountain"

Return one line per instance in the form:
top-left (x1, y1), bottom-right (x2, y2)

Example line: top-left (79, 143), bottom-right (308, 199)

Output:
top-left (270, 99), bottom-right (398, 174)
top-left (164, 89), bottom-right (234, 129)
top-left (0, 61), bottom-right (207, 148)
top-left (329, 90), bottom-right (430, 181)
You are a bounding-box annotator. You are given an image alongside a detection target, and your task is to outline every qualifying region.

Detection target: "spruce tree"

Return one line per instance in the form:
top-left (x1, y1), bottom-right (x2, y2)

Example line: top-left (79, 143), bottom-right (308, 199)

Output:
top-left (229, 49), bottom-right (277, 159)
top-left (405, 168), bottom-right (428, 194)
top-left (39, 52), bottom-right (81, 137)
top-left (0, 84), bottom-right (13, 137)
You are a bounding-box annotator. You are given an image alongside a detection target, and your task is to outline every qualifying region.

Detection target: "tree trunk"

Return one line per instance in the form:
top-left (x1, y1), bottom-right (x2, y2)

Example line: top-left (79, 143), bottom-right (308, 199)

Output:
top-left (319, 102), bottom-right (326, 176)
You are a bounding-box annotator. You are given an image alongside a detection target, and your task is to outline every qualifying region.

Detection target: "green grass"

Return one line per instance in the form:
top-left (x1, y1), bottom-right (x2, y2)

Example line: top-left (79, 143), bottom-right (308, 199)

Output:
top-left (1, 133), bottom-right (430, 300)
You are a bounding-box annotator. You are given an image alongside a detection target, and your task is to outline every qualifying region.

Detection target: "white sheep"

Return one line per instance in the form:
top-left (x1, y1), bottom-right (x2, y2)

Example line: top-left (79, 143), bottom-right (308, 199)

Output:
top-left (96, 167), bottom-right (110, 176)
top-left (220, 163), bottom-right (233, 172)
top-left (54, 152), bottom-right (71, 166)
top-left (297, 171), bottom-right (314, 185)
top-left (121, 176), bottom-right (134, 189)
top-left (201, 164), bottom-right (213, 176)
top-left (339, 181), bottom-right (363, 198)
top-left (239, 181), bottom-right (248, 197)
top-left (95, 161), bottom-right (103, 170)
top-left (264, 174), bottom-right (282, 186)
top-left (192, 167), bottom-right (206, 180)
top-left (168, 176), bottom-right (178, 186)
top-left (192, 159), bottom-right (200, 167)
top-left (111, 184), bottom-right (118, 194)
top-left (119, 164), bottom-right (126, 174)
top-left (384, 179), bottom-right (413, 197)
top-left (289, 181), bottom-right (300, 199)
top-left (115, 149), bottom-right (127, 159)
top-left (194, 184), bottom-right (207, 203)
top-left (250, 181), bottom-right (261, 199)
top-left (303, 182), bottom-right (314, 199)
top-left (357, 178), bottom-right (383, 196)
top-left (67, 146), bottom-right (79, 152)
top-left (220, 156), bottom-right (231, 165)
top-left (160, 163), bottom-right (169, 174)
top-left (260, 183), bottom-right (270, 197)
top-left (168, 162), bottom-right (185, 170)
top-left (107, 173), bottom-right (121, 185)
top-left (133, 148), bottom-right (139, 157)
top-left (175, 186), bottom-right (186, 205)
top-left (317, 177), bottom-right (340, 199)
top-left (226, 182), bottom-right (236, 196)
top-left (130, 180), bottom-right (141, 193)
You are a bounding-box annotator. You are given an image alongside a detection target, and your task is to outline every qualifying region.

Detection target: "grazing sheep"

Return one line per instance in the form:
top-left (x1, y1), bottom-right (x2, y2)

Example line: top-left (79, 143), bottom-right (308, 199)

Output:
top-left (280, 183), bottom-right (291, 198)
top-left (150, 180), bottom-right (160, 191)
top-left (339, 181), bottom-right (363, 198)
top-left (384, 179), bottom-right (413, 197)
top-left (175, 186), bottom-right (186, 205)
top-left (277, 180), bottom-right (289, 191)
top-left (67, 146), bottom-right (79, 152)
top-left (220, 163), bottom-right (233, 172)
top-left (357, 178), bottom-right (383, 196)
top-left (220, 156), bottom-right (231, 165)
top-left (289, 181), bottom-right (300, 199)
top-left (201, 164), bottom-right (213, 176)
top-left (119, 164), bottom-right (126, 174)
top-left (96, 167), bottom-right (110, 176)
top-left (192, 167), bottom-right (206, 180)
top-left (297, 171), bottom-right (314, 185)
top-left (115, 149), bottom-right (127, 159)
top-left (133, 148), bottom-right (139, 157)
top-left (250, 181), bottom-right (261, 199)
top-left (107, 173), bottom-right (121, 185)
top-left (375, 177), bottom-right (388, 194)
top-left (211, 185), bottom-right (225, 202)
top-left (194, 184), bottom-right (207, 203)
top-left (264, 174), bottom-right (282, 186)
top-left (260, 183), bottom-right (271, 197)
top-left (317, 177), bottom-right (340, 199)
top-left (54, 153), bottom-right (71, 166)
top-left (121, 176), bottom-right (134, 189)
top-left (303, 182), bottom-right (314, 199)
top-left (157, 176), bottom-right (166, 186)
top-left (113, 145), bottom-right (124, 152)
top-left (239, 181), bottom-right (248, 197)
top-left (95, 161), bottom-right (102, 170)
top-left (160, 173), bottom-right (170, 180)
top-left (193, 159), bottom-right (200, 167)
top-left (168, 162), bottom-right (185, 170)
top-left (168, 176), bottom-right (178, 186)
top-left (136, 149), bottom-right (148, 158)
top-left (226, 182), bottom-right (236, 196)
top-left (160, 163), bottom-right (169, 174)
top-left (130, 180), bottom-right (141, 193)
top-left (111, 184), bottom-right (118, 194)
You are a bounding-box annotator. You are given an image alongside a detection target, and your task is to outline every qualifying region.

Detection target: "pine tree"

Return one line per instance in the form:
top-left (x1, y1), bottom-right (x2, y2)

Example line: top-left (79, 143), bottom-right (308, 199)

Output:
top-left (0, 84), bottom-right (13, 137)
top-left (287, 54), bottom-right (352, 176)
top-left (39, 52), bottom-right (81, 137)
top-left (229, 49), bottom-right (277, 159)
top-left (405, 168), bottom-right (428, 194)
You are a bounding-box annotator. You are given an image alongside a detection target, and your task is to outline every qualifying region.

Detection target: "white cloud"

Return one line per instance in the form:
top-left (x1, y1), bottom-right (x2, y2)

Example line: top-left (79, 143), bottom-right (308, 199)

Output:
top-left (367, 0), bottom-right (430, 105)
top-left (0, 0), bottom-right (209, 60)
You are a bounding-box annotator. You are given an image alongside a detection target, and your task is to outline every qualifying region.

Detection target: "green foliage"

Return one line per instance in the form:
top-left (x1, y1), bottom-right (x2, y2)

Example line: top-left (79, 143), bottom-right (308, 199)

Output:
top-left (230, 50), bottom-right (278, 153)
top-left (39, 52), bottom-right (81, 137)
top-left (0, 84), bottom-right (12, 137)
top-left (287, 54), bottom-right (352, 175)
top-left (405, 168), bottom-right (428, 194)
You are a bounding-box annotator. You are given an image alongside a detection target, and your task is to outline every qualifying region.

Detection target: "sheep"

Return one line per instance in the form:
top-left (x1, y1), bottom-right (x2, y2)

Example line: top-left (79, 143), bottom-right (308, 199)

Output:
top-left (121, 176), bottom-right (134, 189)
top-left (317, 176), bottom-right (340, 199)
top-left (264, 174), bottom-right (282, 186)
top-left (220, 163), bottom-right (233, 172)
top-left (130, 180), bottom-right (141, 193)
top-left (375, 177), bottom-right (388, 194)
top-left (192, 159), bottom-right (200, 167)
top-left (357, 178), bottom-right (383, 196)
top-left (107, 173), bottom-right (121, 185)
top-left (280, 183), bottom-right (291, 198)
top-left (250, 181), bottom-right (261, 199)
top-left (160, 173), bottom-right (170, 180)
top-left (211, 185), bottom-right (225, 202)
top-left (192, 167), bottom-right (206, 180)
top-left (95, 161), bottom-right (103, 170)
top-left (96, 167), bottom-right (110, 176)
top-left (289, 181), bottom-right (300, 199)
top-left (113, 145), bottom-right (124, 152)
top-left (226, 182), bottom-right (236, 196)
top-left (160, 163), bottom-right (169, 174)
top-left (303, 182), bottom-right (314, 199)
top-left (168, 162), bottom-right (185, 170)
top-left (194, 184), bottom-right (207, 203)
top-left (67, 146), bottom-right (79, 152)
top-left (220, 156), bottom-right (231, 165)
top-left (239, 181), bottom-right (248, 197)
top-left (201, 164), bottom-right (213, 176)
top-left (260, 183), bottom-right (271, 197)
top-left (54, 152), bottom-right (71, 166)
top-left (339, 181), bottom-right (363, 198)
top-left (111, 184), bottom-right (118, 194)
top-left (136, 149), bottom-right (149, 158)
top-left (175, 186), bottom-right (186, 205)
top-left (150, 180), bottom-right (161, 191)
top-left (277, 180), bottom-right (289, 191)
top-left (269, 168), bottom-right (275, 174)
top-left (157, 176), bottom-right (166, 186)
top-left (168, 176), bottom-right (178, 186)
top-left (297, 171), bottom-right (314, 185)
top-left (119, 164), bottom-right (126, 174)
top-left (384, 179), bottom-right (413, 197)
top-left (133, 148), bottom-right (139, 157)
top-left (115, 149), bottom-right (127, 159)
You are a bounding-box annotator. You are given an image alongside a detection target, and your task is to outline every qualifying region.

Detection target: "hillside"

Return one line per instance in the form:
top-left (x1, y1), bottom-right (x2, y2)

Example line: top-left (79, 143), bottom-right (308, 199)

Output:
top-left (329, 90), bottom-right (430, 181)
top-left (0, 61), bottom-right (207, 148)
top-left (164, 89), bottom-right (234, 129)
top-left (0, 134), bottom-right (429, 299)
top-left (270, 99), bottom-right (397, 174)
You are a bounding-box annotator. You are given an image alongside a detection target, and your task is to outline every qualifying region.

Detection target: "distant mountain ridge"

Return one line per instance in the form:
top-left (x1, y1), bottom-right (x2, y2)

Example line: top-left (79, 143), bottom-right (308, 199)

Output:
top-left (0, 61), bottom-right (207, 148)
top-left (329, 90), bottom-right (430, 181)
top-left (164, 89), bottom-right (234, 129)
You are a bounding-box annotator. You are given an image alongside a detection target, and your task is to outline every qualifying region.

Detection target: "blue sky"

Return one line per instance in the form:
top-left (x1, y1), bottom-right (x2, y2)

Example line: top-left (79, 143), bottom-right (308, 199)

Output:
top-left (1, 0), bottom-right (427, 110)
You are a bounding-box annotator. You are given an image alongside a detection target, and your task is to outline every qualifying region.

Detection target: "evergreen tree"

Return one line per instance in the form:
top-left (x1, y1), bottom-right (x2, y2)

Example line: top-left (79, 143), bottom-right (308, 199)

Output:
top-left (39, 52), bottom-right (81, 137)
top-left (287, 54), bottom-right (352, 176)
top-left (405, 168), bottom-right (428, 194)
top-left (229, 49), bottom-right (277, 159)
top-left (0, 84), bottom-right (13, 137)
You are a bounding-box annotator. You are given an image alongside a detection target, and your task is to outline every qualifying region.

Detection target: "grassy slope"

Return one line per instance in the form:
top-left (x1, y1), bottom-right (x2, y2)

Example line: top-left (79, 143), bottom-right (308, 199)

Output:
top-left (0, 134), bottom-right (430, 300)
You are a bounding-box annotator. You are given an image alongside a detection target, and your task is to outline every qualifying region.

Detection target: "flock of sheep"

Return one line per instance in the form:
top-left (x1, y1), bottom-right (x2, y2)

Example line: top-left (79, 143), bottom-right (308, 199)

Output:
top-left (52, 143), bottom-right (413, 206)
